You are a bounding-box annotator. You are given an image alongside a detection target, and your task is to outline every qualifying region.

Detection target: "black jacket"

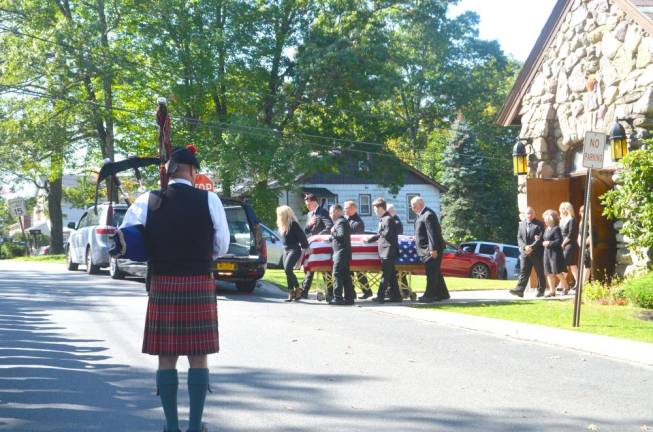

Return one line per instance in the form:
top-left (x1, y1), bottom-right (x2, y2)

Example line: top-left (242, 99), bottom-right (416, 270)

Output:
top-left (391, 214), bottom-right (403, 235)
top-left (367, 211), bottom-right (398, 260)
top-left (304, 206), bottom-right (333, 236)
top-left (414, 206), bottom-right (444, 258)
top-left (281, 220), bottom-right (309, 250)
top-left (517, 218), bottom-right (544, 256)
top-left (347, 213), bottom-right (365, 234)
top-left (331, 216), bottom-right (352, 261)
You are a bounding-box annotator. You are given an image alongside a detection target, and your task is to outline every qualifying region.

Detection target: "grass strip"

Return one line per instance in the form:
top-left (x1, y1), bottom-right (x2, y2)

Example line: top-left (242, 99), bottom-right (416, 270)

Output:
top-left (420, 300), bottom-right (653, 344)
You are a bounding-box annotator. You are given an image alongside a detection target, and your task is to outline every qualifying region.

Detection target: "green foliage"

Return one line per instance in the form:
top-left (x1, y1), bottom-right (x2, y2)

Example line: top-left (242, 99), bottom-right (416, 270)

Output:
top-left (439, 117), bottom-right (488, 243)
top-left (1, 0), bottom-right (520, 242)
top-left (624, 272), bottom-right (653, 309)
top-left (583, 277), bottom-right (627, 305)
top-left (602, 146), bottom-right (653, 251)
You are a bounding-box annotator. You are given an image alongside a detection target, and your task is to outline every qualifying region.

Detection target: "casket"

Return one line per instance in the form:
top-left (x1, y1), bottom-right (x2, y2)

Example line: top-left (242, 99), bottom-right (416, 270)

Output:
top-left (302, 234), bottom-right (423, 274)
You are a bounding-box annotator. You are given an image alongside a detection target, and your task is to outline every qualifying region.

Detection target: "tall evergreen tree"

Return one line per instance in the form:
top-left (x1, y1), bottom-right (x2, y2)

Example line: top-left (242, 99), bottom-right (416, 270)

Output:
top-left (440, 115), bottom-right (487, 243)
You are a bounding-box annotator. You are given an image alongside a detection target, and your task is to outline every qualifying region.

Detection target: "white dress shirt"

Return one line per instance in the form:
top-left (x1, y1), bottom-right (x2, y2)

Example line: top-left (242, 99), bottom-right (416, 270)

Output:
top-left (120, 178), bottom-right (230, 259)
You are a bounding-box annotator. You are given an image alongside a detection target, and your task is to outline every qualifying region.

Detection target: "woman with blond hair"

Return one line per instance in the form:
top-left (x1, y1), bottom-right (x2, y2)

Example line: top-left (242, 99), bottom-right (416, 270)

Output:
top-left (559, 202), bottom-right (579, 290)
top-left (542, 209), bottom-right (568, 297)
top-left (276, 205), bottom-right (309, 302)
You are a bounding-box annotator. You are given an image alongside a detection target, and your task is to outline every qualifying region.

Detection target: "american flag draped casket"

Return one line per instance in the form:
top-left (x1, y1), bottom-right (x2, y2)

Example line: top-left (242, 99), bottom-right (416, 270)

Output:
top-left (302, 234), bottom-right (424, 273)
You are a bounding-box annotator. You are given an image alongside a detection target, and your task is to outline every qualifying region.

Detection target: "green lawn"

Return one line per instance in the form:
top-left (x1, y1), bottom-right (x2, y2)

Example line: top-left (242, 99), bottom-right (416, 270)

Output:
top-left (10, 254), bottom-right (66, 263)
top-left (262, 268), bottom-right (513, 292)
top-left (421, 300), bottom-right (653, 344)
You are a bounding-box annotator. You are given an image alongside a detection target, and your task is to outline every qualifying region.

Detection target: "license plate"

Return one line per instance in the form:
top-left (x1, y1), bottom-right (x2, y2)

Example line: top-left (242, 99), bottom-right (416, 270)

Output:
top-left (216, 262), bottom-right (236, 271)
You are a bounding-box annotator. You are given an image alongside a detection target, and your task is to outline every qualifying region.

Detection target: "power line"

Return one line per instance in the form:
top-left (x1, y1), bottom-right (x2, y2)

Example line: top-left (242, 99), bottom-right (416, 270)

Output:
top-left (1, 24), bottom-right (515, 143)
top-left (0, 84), bottom-right (515, 172)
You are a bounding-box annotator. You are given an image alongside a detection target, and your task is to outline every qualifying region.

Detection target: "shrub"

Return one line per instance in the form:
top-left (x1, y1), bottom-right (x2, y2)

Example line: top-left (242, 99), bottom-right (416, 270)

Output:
top-left (602, 146), bottom-right (653, 252)
top-left (582, 277), bottom-right (628, 305)
top-left (624, 272), bottom-right (653, 309)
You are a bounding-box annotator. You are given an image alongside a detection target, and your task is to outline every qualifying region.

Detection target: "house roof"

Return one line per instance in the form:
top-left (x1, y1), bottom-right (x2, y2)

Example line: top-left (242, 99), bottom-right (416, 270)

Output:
top-left (300, 163), bottom-right (447, 192)
top-left (497, 0), bottom-right (653, 127)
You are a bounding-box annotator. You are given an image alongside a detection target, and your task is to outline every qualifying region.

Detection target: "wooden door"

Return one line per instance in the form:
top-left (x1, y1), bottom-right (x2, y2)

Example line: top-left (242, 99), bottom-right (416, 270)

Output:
top-left (590, 171), bottom-right (616, 281)
top-left (526, 178), bottom-right (570, 288)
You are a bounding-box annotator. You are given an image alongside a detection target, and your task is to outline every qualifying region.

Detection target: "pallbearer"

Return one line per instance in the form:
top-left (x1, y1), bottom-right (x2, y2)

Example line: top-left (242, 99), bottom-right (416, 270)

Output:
top-left (329, 204), bottom-right (355, 305)
top-left (366, 198), bottom-right (402, 303)
top-left (343, 200), bottom-right (373, 299)
top-left (120, 145), bottom-right (230, 432)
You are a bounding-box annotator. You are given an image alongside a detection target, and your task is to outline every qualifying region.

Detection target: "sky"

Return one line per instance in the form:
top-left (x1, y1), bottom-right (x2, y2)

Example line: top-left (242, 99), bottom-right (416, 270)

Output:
top-left (449, 0), bottom-right (559, 61)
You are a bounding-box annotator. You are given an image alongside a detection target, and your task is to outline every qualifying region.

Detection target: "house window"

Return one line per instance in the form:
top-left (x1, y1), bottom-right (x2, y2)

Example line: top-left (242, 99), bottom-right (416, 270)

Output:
top-left (325, 196), bottom-right (338, 208)
top-left (407, 193), bottom-right (420, 222)
top-left (359, 194), bottom-right (371, 216)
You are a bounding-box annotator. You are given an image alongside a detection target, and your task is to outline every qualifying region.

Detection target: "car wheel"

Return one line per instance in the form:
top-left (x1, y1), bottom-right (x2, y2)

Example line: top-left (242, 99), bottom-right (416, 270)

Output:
top-left (85, 247), bottom-right (101, 275)
top-left (66, 247), bottom-right (78, 271)
top-left (469, 263), bottom-right (490, 279)
top-left (236, 280), bottom-right (257, 294)
top-left (109, 257), bottom-right (126, 279)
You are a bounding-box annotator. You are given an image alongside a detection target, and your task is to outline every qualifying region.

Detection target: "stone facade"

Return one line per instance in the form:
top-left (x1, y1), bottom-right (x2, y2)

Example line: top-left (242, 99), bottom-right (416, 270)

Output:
top-left (516, 0), bottom-right (653, 276)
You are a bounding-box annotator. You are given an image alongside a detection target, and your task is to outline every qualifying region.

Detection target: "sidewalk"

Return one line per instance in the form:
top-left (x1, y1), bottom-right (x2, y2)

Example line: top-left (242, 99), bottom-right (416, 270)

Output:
top-left (259, 281), bottom-right (653, 367)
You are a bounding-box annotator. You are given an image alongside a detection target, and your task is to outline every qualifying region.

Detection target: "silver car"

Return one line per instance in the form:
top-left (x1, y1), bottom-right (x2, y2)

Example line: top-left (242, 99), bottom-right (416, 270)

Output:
top-left (260, 223), bottom-right (284, 268)
top-left (66, 203), bottom-right (127, 274)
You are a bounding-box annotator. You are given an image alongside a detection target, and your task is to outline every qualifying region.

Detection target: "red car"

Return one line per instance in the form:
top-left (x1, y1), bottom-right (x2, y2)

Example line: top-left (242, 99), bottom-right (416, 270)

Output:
top-left (441, 243), bottom-right (497, 279)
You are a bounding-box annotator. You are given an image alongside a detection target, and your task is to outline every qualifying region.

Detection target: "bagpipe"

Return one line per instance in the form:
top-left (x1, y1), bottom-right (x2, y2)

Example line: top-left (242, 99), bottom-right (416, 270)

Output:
top-left (105, 98), bottom-right (173, 262)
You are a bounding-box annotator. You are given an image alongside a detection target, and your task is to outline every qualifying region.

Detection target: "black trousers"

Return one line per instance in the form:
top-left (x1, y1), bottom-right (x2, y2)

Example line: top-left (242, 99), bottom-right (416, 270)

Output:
top-left (283, 248), bottom-right (302, 290)
top-left (378, 259), bottom-right (400, 299)
top-left (516, 252), bottom-right (546, 292)
top-left (423, 255), bottom-right (449, 299)
top-left (333, 255), bottom-right (355, 301)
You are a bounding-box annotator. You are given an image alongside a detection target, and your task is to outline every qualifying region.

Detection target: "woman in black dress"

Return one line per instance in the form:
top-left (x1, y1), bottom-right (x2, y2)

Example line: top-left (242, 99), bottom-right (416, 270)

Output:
top-left (276, 205), bottom-right (309, 301)
top-left (542, 209), bottom-right (568, 297)
top-left (559, 202), bottom-right (579, 289)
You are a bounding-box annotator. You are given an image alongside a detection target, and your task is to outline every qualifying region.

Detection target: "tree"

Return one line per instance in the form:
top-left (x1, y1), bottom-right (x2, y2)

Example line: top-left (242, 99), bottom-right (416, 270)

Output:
top-left (602, 146), bottom-right (653, 253)
top-left (439, 116), bottom-right (489, 243)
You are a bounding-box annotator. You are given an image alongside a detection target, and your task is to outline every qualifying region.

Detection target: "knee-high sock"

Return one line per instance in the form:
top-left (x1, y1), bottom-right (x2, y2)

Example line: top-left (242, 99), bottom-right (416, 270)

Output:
top-left (187, 368), bottom-right (209, 432)
top-left (156, 369), bottom-right (179, 432)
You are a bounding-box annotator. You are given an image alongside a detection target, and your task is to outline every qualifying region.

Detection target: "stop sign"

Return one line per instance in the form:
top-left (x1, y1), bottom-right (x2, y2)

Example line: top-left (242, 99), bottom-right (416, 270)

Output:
top-left (194, 174), bottom-right (215, 192)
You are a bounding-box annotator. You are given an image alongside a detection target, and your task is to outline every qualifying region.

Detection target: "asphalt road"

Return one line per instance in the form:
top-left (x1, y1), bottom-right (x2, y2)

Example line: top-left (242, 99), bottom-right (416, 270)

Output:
top-left (1, 260), bottom-right (651, 432)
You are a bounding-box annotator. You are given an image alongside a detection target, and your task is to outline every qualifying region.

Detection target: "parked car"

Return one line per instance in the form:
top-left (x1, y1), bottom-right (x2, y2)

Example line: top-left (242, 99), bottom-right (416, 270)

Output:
top-left (260, 223), bottom-right (284, 268)
top-left (458, 241), bottom-right (520, 279)
top-left (441, 242), bottom-right (497, 279)
top-left (108, 197), bottom-right (266, 293)
top-left (66, 203), bottom-right (127, 274)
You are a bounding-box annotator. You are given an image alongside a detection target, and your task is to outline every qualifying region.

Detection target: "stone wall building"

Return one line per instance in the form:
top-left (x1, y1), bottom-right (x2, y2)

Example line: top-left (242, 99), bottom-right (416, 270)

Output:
top-left (498, 0), bottom-right (653, 278)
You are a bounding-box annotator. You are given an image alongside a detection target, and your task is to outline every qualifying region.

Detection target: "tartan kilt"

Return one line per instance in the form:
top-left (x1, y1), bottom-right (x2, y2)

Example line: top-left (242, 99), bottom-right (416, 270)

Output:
top-left (142, 274), bottom-right (219, 356)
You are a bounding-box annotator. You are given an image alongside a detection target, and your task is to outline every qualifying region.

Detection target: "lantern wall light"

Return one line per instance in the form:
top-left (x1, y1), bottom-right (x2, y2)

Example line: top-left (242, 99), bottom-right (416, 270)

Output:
top-left (512, 138), bottom-right (530, 176)
top-left (609, 117), bottom-right (636, 162)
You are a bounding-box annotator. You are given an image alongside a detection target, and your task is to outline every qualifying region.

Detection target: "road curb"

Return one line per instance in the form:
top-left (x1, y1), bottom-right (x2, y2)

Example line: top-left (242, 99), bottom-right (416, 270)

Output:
top-left (368, 305), bottom-right (653, 368)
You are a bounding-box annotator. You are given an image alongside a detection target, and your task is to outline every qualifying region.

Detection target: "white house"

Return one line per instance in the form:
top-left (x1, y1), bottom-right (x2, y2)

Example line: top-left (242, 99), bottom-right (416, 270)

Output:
top-left (278, 164), bottom-right (446, 235)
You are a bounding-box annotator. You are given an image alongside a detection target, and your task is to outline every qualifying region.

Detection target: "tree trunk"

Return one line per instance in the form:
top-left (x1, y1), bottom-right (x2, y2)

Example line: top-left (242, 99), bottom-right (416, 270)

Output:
top-left (47, 175), bottom-right (64, 254)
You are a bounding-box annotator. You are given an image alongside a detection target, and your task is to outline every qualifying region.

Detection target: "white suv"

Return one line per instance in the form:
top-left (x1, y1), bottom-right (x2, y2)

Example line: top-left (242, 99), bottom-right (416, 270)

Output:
top-left (66, 203), bottom-right (127, 274)
top-left (458, 241), bottom-right (520, 280)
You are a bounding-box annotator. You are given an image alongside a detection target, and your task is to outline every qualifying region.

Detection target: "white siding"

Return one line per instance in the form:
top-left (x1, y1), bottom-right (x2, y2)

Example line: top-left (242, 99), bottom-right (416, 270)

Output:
top-left (278, 183), bottom-right (441, 235)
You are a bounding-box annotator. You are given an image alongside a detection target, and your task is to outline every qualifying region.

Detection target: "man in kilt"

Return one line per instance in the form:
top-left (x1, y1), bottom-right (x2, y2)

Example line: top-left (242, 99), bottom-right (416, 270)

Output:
top-left (120, 145), bottom-right (230, 432)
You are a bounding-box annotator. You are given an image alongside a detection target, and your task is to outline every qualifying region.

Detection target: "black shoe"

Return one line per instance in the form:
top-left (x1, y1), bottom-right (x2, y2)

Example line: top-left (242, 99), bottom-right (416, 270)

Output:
top-left (386, 297), bottom-right (403, 303)
top-left (437, 294), bottom-right (451, 301)
top-left (509, 289), bottom-right (524, 298)
top-left (358, 289), bottom-right (373, 299)
top-left (372, 296), bottom-right (385, 303)
top-left (301, 289), bottom-right (309, 299)
top-left (418, 296), bottom-right (436, 303)
top-left (535, 290), bottom-right (545, 298)
top-left (329, 299), bottom-right (354, 305)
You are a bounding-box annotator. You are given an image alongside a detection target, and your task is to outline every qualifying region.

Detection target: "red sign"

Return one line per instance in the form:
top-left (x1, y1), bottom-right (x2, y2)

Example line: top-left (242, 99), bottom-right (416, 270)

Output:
top-left (194, 174), bottom-right (215, 192)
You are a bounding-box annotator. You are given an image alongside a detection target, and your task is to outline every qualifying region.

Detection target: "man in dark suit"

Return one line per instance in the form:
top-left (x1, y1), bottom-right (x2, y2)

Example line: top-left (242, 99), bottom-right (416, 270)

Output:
top-left (410, 196), bottom-right (450, 303)
top-left (366, 198), bottom-right (401, 303)
top-left (388, 203), bottom-right (410, 298)
top-left (510, 206), bottom-right (546, 297)
top-left (328, 204), bottom-right (355, 305)
top-left (344, 200), bottom-right (373, 299)
top-left (300, 193), bottom-right (334, 299)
